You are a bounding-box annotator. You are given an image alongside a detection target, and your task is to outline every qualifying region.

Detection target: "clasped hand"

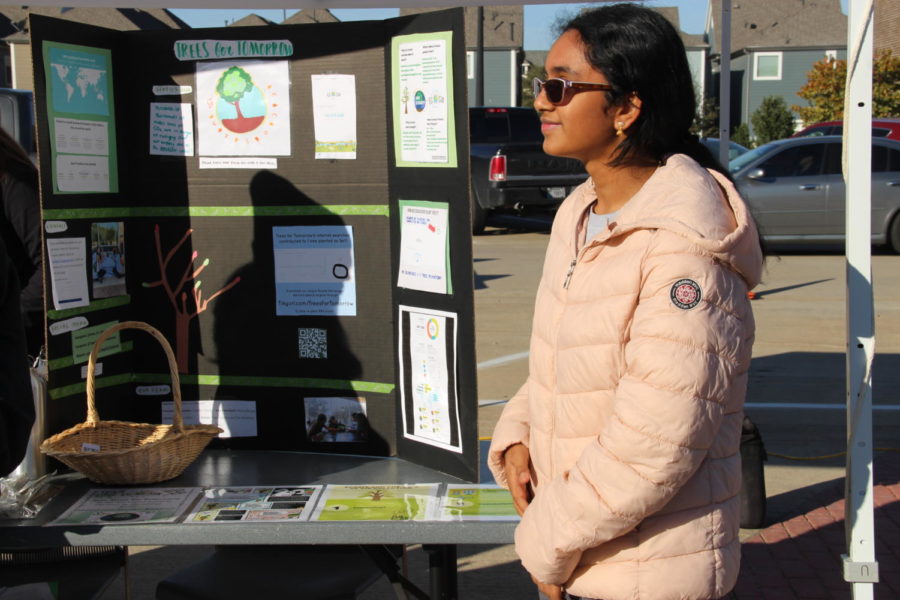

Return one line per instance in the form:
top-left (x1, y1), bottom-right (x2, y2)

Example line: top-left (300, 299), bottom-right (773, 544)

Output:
top-left (503, 443), bottom-right (565, 599)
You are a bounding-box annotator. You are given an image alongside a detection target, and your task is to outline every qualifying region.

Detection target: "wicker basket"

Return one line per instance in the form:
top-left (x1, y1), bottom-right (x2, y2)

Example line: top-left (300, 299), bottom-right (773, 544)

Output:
top-left (40, 321), bottom-right (222, 485)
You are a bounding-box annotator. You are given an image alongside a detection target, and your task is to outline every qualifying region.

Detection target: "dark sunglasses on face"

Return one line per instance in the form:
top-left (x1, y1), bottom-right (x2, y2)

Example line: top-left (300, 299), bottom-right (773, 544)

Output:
top-left (532, 77), bottom-right (613, 105)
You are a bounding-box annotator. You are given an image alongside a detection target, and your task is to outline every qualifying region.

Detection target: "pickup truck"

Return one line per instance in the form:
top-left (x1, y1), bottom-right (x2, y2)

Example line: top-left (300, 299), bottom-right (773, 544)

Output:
top-left (469, 106), bottom-right (587, 234)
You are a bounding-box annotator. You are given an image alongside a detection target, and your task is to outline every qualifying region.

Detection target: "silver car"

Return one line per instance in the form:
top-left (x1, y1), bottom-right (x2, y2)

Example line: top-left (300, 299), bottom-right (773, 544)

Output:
top-left (729, 136), bottom-right (900, 251)
top-left (700, 137), bottom-right (750, 162)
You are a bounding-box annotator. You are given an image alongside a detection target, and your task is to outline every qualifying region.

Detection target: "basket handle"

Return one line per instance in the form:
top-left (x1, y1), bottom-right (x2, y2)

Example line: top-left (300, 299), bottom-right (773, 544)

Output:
top-left (85, 321), bottom-right (184, 433)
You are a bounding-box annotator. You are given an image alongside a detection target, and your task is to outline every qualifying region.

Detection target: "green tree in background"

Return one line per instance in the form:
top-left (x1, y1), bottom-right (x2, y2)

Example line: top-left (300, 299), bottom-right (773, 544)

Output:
top-left (793, 50), bottom-right (900, 124)
top-left (691, 96), bottom-right (720, 138)
top-left (521, 62), bottom-right (542, 108)
top-left (751, 96), bottom-right (795, 144)
top-left (873, 50), bottom-right (900, 117)
top-left (732, 123), bottom-right (752, 148)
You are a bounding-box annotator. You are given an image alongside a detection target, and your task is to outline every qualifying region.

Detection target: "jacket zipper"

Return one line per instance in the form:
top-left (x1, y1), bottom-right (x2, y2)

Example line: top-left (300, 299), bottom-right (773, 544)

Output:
top-left (562, 258), bottom-right (577, 289)
top-left (551, 204), bottom-right (596, 479)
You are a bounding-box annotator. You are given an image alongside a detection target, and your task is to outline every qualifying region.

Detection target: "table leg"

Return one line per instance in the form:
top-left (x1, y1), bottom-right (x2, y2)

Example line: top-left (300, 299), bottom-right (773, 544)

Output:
top-left (360, 545), bottom-right (429, 600)
top-left (423, 544), bottom-right (458, 600)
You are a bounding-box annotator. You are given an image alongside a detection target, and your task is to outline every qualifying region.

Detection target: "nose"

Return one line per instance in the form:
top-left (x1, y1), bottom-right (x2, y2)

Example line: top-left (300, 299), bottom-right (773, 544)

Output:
top-left (533, 82), bottom-right (553, 112)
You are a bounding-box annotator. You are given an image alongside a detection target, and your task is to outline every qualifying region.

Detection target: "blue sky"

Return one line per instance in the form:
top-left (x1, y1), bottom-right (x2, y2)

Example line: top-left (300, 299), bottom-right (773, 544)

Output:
top-left (170, 1), bottom-right (848, 51)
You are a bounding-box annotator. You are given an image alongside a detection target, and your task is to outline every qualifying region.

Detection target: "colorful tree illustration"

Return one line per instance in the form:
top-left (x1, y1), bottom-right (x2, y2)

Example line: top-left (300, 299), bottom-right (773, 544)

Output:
top-left (216, 66), bottom-right (265, 133)
top-left (143, 225), bottom-right (240, 373)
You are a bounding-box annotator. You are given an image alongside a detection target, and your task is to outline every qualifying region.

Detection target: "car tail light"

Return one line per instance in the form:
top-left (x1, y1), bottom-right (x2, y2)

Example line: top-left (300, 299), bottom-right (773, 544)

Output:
top-left (489, 152), bottom-right (507, 181)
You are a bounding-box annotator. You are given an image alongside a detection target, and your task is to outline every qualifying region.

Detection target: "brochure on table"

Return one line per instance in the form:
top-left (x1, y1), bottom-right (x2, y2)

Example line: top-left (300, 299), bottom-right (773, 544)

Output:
top-left (185, 485), bottom-right (324, 523)
top-left (49, 483), bottom-right (517, 526)
top-left (31, 10), bottom-right (478, 482)
top-left (439, 484), bottom-right (519, 521)
top-left (310, 483), bottom-right (440, 522)
top-left (50, 487), bottom-right (202, 526)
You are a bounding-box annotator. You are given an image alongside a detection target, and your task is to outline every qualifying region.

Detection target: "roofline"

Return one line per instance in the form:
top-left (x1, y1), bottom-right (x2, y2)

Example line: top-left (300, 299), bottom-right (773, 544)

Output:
top-left (711, 44), bottom-right (847, 59)
top-left (734, 44), bottom-right (847, 54)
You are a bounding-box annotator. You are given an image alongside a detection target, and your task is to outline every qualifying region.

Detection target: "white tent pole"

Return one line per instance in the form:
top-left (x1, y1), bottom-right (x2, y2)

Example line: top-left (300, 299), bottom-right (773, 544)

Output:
top-left (717, 0), bottom-right (731, 166)
top-left (842, 0), bottom-right (878, 597)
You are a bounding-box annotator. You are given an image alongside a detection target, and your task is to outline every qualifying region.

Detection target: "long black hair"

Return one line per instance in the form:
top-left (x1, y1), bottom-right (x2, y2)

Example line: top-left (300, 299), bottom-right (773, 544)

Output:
top-left (563, 3), bottom-right (729, 179)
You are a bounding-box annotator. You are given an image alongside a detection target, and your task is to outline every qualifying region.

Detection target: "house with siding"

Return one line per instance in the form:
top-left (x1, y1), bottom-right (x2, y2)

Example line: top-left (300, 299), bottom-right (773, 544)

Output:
top-left (706, 0), bottom-right (847, 136)
top-left (0, 6), bottom-right (188, 90)
top-left (401, 6), bottom-right (523, 107)
top-left (654, 7), bottom-right (710, 101)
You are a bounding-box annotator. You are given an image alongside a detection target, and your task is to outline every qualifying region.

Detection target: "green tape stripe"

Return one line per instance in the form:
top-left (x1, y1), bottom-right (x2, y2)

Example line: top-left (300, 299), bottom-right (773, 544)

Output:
top-left (134, 373), bottom-right (395, 394)
top-left (47, 296), bottom-right (131, 320)
top-left (48, 373), bottom-right (134, 400)
top-left (43, 205), bottom-right (390, 220)
top-left (48, 372), bottom-right (394, 400)
top-left (48, 341), bottom-right (134, 371)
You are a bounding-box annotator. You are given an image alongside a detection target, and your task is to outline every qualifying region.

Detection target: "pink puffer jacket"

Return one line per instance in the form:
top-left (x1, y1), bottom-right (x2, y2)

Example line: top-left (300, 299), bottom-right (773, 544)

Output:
top-left (488, 154), bottom-right (762, 600)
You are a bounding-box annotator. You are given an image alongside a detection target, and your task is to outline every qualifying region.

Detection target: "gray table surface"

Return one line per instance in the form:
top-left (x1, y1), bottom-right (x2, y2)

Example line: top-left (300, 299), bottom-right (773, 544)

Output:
top-left (0, 450), bottom-right (518, 547)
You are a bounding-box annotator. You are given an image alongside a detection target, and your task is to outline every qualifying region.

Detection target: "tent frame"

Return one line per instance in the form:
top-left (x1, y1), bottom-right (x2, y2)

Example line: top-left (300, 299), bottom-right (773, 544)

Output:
top-left (18, 0), bottom-right (878, 596)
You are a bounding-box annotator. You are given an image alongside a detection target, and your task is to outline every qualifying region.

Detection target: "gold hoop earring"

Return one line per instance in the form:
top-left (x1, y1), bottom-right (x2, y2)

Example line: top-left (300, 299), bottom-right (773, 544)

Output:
top-left (615, 122), bottom-right (624, 137)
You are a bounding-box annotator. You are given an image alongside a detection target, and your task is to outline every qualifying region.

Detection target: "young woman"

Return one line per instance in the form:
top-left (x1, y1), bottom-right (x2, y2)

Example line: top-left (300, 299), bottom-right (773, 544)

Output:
top-left (488, 5), bottom-right (763, 600)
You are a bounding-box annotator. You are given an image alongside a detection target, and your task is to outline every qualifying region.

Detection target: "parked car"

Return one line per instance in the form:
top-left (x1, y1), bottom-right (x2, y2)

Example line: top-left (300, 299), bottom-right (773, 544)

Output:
top-left (699, 137), bottom-right (750, 162)
top-left (792, 118), bottom-right (900, 141)
top-left (469, 106), bottom-right (586, 234)
top-left (729, 136), bottom-right (900, 251)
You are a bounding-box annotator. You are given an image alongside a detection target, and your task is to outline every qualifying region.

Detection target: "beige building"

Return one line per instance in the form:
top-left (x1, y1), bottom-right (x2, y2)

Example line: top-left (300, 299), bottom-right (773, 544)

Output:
top-left (0, 6), bottom-right (187, 91)
top-left (875, 0), bottom-right (900, 56)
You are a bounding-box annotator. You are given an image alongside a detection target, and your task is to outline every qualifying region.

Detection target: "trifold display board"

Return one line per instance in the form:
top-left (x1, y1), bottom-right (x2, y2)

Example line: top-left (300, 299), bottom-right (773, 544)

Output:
top-left (32, 9), bottom-right (479, 481)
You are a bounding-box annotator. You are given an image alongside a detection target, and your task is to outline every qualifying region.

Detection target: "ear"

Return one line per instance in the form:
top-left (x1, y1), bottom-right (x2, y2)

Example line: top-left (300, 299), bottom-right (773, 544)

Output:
top-left (614, 92), bottom-right (642, 130)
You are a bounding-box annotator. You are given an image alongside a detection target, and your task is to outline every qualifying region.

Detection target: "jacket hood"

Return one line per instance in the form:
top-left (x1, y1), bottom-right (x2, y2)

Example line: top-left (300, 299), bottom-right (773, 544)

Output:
top-left (576, 153), bottom-right (763, 289)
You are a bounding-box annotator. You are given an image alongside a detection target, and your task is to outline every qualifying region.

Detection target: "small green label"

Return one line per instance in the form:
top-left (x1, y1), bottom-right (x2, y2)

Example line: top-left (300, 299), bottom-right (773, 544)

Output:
top-left (71, 321), bottom-right (121, 364)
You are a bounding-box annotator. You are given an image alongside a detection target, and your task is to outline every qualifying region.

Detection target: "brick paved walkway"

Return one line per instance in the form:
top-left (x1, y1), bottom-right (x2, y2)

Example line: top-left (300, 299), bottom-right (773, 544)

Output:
top-left (730, 452), bottom-right (900, 599)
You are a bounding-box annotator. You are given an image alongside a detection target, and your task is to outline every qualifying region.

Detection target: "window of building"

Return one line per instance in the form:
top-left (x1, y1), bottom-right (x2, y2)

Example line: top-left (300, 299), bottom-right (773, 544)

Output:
top-left (825, 49), bottom-right (837, 61)
top-left (467, 51), bottom-right (474, 79)
top-left (754, 52), bottom-right (782, 80)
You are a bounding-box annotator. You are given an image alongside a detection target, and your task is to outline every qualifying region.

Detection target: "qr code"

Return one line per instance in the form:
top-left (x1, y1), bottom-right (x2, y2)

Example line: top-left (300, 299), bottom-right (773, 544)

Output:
top-left (298, 328), bottom-right (328, 359)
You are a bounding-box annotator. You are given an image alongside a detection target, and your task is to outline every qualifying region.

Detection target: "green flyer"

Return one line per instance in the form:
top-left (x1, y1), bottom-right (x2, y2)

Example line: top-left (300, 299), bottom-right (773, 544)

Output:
top-left (440, 485), bottom-right (520, 521)
top-left (391, 32), bottom-right (457, 168)
top-left (311, 484), bottom-right (439, 521)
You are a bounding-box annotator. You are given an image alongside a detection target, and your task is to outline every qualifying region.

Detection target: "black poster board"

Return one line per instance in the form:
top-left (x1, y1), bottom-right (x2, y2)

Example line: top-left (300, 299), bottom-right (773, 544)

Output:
top-left (32, 9), bottom-right (478, 481)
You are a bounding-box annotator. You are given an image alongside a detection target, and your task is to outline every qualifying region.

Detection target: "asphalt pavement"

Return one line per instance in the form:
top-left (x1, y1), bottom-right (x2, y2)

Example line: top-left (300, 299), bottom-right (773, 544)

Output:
top-left (94, 218), bottom-right (899, 599)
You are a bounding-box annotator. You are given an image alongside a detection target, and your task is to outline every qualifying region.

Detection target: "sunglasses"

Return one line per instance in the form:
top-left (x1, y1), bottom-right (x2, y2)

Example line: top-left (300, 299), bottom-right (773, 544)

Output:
top-left (532, 77), bottom-right (613, 105)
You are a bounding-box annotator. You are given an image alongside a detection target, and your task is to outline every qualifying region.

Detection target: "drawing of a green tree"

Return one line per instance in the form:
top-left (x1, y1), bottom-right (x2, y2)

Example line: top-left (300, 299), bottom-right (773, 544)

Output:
top-left (217, 66), bottom-right (253, 119)
top-left (216, 66), bottom-right (265, 133)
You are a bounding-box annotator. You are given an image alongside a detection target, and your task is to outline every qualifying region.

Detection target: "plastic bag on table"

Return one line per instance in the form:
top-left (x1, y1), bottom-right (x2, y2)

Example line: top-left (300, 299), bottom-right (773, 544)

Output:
top-left (0, 470), bottom-right (60, 519)
top-left (0, 352), bottom-right (59, 519)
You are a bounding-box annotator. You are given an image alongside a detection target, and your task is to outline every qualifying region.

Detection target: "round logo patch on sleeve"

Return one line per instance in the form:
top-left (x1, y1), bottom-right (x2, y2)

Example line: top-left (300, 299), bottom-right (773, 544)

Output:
top-left (670, 279), bottom-right (702, 309)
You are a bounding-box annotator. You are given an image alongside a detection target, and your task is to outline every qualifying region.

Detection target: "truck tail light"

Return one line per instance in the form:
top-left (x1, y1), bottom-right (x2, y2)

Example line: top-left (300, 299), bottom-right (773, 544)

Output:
top-left (489, 152), bottom-right (507, 182)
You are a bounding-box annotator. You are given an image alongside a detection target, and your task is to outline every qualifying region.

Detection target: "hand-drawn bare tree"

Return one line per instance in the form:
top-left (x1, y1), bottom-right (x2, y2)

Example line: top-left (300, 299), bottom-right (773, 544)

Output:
top-left (143, 225), bottom-right (240, 372)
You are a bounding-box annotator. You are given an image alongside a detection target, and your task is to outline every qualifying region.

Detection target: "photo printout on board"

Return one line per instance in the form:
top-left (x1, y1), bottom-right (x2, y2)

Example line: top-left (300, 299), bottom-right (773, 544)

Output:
top-left (304, 396), bottom-right (368, 443)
